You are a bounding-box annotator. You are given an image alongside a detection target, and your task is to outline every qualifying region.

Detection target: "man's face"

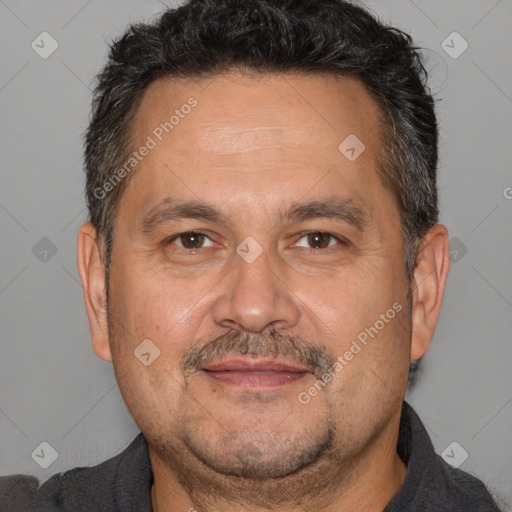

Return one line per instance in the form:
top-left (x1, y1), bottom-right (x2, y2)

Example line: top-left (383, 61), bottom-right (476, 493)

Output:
top-left (105, 73), bottom-right (412, 479)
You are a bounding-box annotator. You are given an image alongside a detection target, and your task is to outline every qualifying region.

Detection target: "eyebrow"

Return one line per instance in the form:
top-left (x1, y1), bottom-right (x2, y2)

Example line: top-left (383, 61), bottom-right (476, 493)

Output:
top-left (286, 198), bottom-right (367, 231)
top-left (140, 196), bottom-right (367, 235)
top-left (140, 198), bottom-right (227, 235)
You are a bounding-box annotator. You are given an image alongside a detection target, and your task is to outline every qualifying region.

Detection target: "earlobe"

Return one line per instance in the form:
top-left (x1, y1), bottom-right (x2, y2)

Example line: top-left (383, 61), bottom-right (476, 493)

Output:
top-left (76, 222), bottom-right (112, 362)
top-left (410, 225), bottom-right (451, 361)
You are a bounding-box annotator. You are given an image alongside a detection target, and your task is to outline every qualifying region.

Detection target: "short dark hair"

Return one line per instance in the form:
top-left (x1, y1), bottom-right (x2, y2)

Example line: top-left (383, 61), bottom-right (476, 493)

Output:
top-left (85, 0), bottom-right (438, 282)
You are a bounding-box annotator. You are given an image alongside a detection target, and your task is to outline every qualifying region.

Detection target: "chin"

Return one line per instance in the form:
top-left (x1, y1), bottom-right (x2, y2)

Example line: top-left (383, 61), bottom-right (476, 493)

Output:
top-left (179, 418), bottom-right (335, 478)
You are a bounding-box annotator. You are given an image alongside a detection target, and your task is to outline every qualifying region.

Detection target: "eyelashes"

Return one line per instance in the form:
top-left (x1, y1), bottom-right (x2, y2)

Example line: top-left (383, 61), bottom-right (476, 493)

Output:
top-left (167, 231), bottom-right (214, 250)
top-left (165, 230), bottom-right (348, 252)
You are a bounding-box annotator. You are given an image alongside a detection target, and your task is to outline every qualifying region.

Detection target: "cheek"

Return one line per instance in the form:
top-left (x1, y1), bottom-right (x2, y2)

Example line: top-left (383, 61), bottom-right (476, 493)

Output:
top-left (301, 258), bottom-right (410, 394)
top-left (109, 257), bottom-right (205, 347)
top-left (299, 260), bottom-right (399, 342)
top-left (107, 257), bottom-right (220, 396)
top-left (107, 268), bottom-right (194, 435)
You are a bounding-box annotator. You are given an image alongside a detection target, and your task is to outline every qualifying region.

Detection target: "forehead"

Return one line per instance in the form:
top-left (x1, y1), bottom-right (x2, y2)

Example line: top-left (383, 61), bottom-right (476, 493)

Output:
top-left (120, 71), bottom-right (393, 227)
top-left (132, 72), bottom-right (382, 151)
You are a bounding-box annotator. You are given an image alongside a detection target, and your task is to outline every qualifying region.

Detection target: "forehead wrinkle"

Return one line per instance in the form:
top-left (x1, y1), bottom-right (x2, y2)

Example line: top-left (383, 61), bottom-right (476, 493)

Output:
top-left (216, 144), bottom-right (290, 155)
top-left (168, 123), bottom-right (320, 163)
top-left (138, 195), bottom-right (369, 238)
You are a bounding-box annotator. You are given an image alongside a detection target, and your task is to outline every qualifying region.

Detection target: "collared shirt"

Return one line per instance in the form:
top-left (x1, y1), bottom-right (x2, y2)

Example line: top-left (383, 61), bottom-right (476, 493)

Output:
top-left (0, 402), bottom-right (503, 511)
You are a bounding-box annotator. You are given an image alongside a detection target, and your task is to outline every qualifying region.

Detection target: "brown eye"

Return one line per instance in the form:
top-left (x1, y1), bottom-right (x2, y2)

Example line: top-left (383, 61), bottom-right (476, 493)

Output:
top-left (307, 232), bottom-right (331, 249)
top-left (294, 232), bottom-right (343, 250)
top-left (169, 232), bottom-right (213, 250)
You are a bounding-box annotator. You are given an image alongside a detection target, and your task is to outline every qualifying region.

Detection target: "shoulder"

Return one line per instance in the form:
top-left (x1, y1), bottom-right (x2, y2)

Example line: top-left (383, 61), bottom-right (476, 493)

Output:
top-left (389, 403), bottom-right (503, 511)
top-left (435, 455), bottom-right (503, 511)
top-left (0, 474), bottom-right (42, 511)
top-left (0, 434), bottom-right (151, 512)
top-left (0, 461), bottom-right (117, 512)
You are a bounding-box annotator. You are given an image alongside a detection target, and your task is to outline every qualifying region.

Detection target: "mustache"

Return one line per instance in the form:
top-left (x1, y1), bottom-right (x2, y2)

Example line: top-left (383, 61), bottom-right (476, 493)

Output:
top-left (180, 329), bottom-right (334, 378)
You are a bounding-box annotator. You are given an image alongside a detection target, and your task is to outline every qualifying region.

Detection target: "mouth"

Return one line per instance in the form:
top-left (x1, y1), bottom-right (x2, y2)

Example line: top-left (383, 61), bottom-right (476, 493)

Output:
top-left (201, 358), bottom-right (312, 388)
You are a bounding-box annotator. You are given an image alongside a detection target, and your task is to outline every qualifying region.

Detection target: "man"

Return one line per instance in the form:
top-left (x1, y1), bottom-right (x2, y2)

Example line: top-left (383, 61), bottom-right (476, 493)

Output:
top-left (0, 0), bottom-right (503, 510)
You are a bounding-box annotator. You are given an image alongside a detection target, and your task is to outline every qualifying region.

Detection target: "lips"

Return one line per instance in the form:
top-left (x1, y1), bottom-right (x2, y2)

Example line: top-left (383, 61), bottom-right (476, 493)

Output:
top-left (203, 359), bottom-right (309, 373)
top-left (202, 358), bottom-right (311, 388)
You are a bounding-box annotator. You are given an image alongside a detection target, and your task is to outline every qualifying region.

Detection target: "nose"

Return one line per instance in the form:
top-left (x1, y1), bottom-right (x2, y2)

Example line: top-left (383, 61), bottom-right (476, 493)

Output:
top-left (211, 244), bottom-right (300, 334)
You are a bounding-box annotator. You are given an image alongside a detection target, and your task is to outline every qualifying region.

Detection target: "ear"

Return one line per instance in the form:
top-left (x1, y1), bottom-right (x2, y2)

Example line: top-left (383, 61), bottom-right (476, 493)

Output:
top-left (410, 224), bottom-right (451, 361)
top-left (77, 222), bottom-right (112, 361)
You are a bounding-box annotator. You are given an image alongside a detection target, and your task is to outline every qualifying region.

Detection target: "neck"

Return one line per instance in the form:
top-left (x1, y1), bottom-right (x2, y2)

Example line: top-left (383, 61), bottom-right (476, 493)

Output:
top-left (149, 416), bottom-right (407, 512)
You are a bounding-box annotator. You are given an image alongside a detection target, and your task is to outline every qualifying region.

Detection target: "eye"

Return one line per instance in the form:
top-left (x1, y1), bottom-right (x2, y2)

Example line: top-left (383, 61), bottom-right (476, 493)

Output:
top-left (294, 231), bottom-right (345, 250)
top-left (167, 231), bottom-right (214, 250)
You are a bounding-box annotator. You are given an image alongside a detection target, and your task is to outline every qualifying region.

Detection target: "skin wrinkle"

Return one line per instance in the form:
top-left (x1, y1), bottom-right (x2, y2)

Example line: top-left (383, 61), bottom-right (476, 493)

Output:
top-left (199, 125), bottom-right (310, 155)
top-left (78, 71), bottom-right (450, 512)
top-left (118, 73), bottom-right (405, 509)
top-left (139, 197), bottom-right (368, 241)
top-left (180, 329), bottom-right (334, 379)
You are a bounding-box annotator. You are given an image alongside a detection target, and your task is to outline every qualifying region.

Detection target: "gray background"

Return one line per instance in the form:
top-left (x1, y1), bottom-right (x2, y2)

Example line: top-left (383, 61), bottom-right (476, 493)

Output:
top-left (0, 0), bottom-right (511, 508)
